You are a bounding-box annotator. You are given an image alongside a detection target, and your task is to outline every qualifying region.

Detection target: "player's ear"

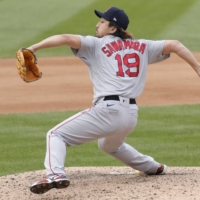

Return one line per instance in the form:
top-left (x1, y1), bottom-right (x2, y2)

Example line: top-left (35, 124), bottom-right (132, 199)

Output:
top-left (110, 26), bottom-right (117, 34)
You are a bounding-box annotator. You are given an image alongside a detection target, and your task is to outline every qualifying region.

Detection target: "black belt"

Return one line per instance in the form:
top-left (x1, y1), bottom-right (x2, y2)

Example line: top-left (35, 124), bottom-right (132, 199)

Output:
top-left (104, 95), bottom-right (136, 104)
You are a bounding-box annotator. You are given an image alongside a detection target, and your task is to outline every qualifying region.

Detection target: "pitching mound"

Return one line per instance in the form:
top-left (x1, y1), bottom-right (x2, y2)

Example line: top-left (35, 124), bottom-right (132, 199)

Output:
top-left (1, 166), bottom-right (200, 200)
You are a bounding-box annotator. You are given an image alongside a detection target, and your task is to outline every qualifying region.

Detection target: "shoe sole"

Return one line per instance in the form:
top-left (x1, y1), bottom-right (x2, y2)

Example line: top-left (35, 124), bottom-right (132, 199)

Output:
top-left (30, 179), bottom-right (70, 194)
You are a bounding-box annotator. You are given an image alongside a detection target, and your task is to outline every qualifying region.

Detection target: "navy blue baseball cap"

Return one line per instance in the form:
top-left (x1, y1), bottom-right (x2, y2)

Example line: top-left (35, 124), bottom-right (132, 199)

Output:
top-left (94, 7), bottom-right (129, 30)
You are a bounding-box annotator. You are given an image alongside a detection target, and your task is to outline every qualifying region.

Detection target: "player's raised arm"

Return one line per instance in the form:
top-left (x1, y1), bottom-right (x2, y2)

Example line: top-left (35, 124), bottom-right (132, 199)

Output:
top-left (162, 40), bottom-right (200, 77)
top-left (27, 34), bottom-right (81, 52)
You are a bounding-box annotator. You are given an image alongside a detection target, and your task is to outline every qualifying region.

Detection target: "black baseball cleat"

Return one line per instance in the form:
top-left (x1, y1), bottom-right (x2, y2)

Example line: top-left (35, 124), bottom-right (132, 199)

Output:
top-left (30, 175), bottom-right (70, 194)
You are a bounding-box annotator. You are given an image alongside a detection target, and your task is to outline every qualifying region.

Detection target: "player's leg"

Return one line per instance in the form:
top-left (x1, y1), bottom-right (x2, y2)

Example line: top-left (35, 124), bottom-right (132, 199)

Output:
top-left (98, 105), bottom-right (163, 174)
top-left (44, 101), bottom-right (126, 177)
top-left (98, 137), bottom-right (161, 174)
top-left (31, 107), bottom-right (106, 194)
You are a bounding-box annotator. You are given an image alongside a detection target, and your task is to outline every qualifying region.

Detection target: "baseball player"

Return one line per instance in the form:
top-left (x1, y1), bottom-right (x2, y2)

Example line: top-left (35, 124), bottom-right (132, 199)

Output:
top-left (27, 7), bottom-right (200, 194)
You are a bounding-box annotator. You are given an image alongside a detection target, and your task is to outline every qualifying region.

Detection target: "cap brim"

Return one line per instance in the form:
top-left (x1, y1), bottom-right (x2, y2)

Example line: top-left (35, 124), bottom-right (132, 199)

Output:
top-left (94, 10), bottom-right (104, 18)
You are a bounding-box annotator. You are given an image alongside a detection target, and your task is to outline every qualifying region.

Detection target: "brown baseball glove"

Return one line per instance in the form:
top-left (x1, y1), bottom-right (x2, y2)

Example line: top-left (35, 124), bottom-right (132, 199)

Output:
top-left (16, 48), bottom-right (42, 83)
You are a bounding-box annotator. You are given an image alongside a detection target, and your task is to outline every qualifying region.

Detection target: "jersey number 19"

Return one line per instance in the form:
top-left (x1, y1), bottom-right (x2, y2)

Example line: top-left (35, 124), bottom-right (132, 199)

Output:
top-left (115, 53), bottom-right (140, 77)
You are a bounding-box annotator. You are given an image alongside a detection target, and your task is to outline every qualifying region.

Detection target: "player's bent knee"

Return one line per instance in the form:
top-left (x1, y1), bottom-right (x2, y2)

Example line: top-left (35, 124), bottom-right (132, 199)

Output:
top-left (98, 139), bottom-right (117, 153)
top-left (98, 140), bottom-right (105, 152)
top-left (98, 139), bottom-right (109, 152)
top-left (46, 130), bottom-right (51, 138)
top-left (46, 129), bottom-right (56, 139)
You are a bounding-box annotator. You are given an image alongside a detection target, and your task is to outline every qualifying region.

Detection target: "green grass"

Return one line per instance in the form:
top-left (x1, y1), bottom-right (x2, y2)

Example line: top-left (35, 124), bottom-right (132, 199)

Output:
top-left (130, 105), bottom-right (200, 166)
top-left (0, 104), bottom-right (200, 176)
top-left (0, 0), bottom-right (199, 58)
top-left (156, 0), bottom-right (200, 51)
top-left (0, 0), bottom-right (97, 57)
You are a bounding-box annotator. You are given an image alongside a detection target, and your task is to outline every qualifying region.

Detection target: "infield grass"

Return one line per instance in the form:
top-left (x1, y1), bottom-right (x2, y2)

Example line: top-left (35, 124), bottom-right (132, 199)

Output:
top-left (0, 104), bottom-right (200, 176)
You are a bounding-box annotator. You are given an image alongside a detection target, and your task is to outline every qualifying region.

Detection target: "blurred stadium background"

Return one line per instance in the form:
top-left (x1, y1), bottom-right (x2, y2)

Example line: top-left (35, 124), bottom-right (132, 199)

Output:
top-left (0, 0), bottom-right (200, 58)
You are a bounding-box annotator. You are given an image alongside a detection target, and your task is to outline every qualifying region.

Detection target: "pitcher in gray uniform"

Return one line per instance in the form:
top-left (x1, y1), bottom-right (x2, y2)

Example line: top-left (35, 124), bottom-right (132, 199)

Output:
top-left (28, 7), bottom-right (200, 194)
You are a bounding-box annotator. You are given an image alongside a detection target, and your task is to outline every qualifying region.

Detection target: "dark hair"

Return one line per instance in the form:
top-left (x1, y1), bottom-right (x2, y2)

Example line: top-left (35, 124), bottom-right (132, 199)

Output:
top-left (108, 21), bottom-right (134, 40)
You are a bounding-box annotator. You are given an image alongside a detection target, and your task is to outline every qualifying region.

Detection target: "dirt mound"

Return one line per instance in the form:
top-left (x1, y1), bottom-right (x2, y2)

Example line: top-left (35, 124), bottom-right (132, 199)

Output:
top-left (1, 167), bottom-right (200, 200)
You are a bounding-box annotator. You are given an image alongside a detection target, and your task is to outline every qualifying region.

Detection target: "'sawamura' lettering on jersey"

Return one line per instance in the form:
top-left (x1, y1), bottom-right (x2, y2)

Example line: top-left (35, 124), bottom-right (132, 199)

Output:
top-left (101, 40), bottom-right (146, 57)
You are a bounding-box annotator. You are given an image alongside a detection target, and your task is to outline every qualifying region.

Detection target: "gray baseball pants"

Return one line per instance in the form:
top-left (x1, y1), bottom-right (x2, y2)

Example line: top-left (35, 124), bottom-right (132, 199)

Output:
top-left (44, 96), bottom-right (160, 177)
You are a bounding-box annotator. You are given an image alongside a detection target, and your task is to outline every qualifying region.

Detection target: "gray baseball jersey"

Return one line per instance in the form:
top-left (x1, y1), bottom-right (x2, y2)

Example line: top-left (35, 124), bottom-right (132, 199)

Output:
top-left (72, 35), bottom-right (169, 104)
